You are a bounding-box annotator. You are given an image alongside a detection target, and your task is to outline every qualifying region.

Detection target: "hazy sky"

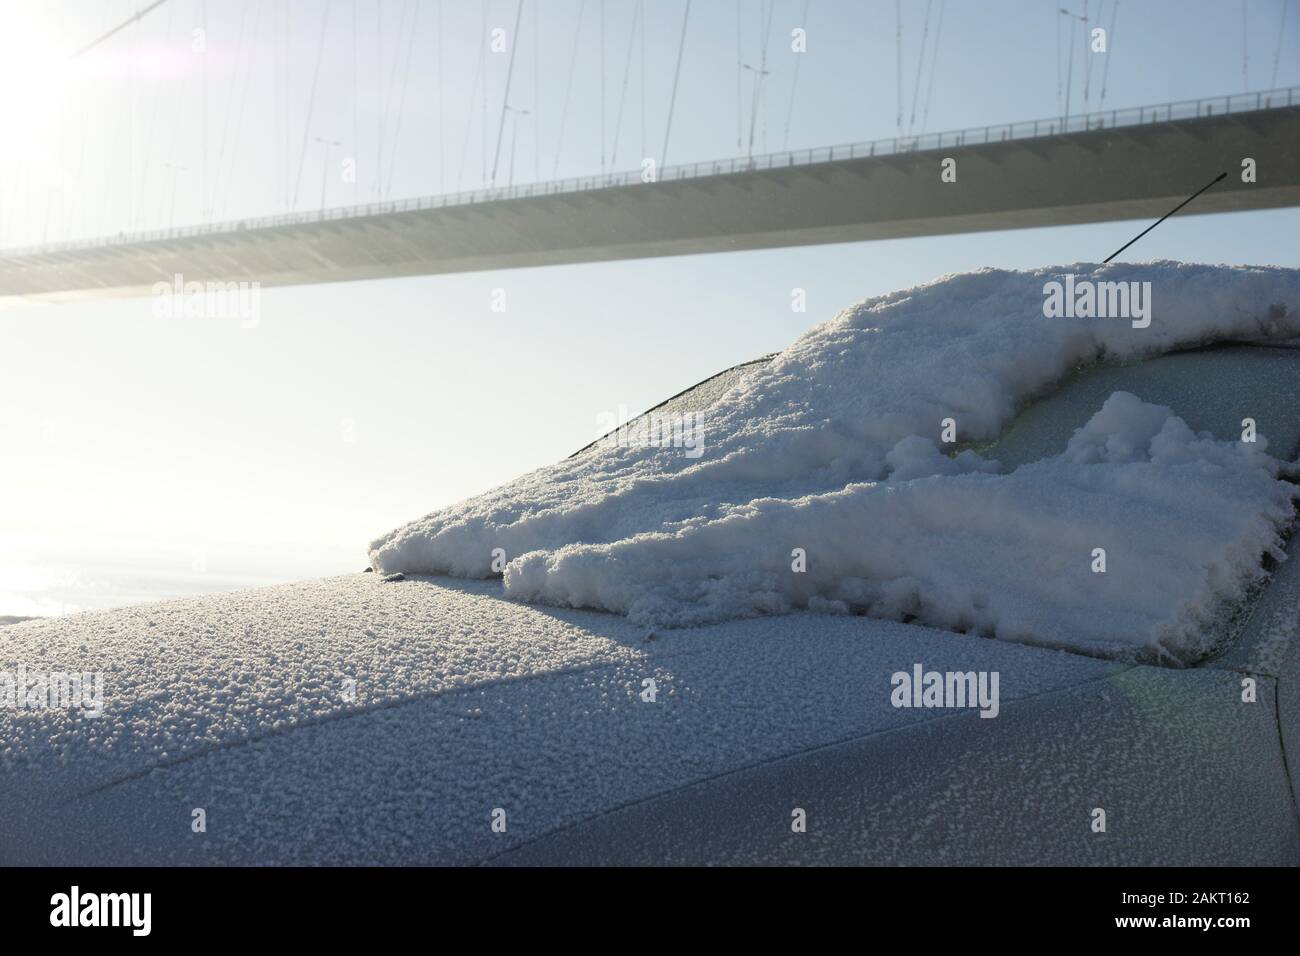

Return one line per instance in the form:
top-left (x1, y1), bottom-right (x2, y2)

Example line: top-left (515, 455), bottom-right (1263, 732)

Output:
top-left (2, 0), bottom-right (1299, 615)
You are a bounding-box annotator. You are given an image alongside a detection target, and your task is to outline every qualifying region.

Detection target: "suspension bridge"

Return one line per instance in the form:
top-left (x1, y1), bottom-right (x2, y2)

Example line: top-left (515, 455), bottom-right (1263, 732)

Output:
top-left (0, 1), bottom-right (1297, 303)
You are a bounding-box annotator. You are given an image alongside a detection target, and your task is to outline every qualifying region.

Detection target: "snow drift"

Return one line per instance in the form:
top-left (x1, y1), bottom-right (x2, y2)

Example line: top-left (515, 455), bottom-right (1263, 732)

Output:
top-left (369, 262), bottom-right (1300, 660)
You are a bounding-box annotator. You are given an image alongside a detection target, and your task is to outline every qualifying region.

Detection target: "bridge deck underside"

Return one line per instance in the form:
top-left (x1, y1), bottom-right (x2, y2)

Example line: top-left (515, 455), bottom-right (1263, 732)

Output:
top-left (3, 106), bottom-right (1299, 302)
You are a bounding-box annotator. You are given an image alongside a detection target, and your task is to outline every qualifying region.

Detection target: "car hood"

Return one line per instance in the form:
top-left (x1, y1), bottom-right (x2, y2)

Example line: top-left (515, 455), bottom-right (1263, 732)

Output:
top-left (3, 570), bottom-right (1296, 864)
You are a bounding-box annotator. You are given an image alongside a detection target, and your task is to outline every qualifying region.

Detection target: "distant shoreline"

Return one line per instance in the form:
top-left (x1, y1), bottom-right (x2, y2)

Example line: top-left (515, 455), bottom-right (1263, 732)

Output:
top-left (0, 615), bottom-right (38, 627)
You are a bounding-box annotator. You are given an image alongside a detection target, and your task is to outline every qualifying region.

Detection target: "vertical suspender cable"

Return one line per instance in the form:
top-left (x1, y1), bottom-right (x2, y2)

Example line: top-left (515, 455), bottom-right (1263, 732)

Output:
top-left (736, 0), bottom-right (742, 149)
top-left (380, 1), bottom-right (412, 195)
top-left (746, 0), bottom-right (774, 158)
top-left (906, 0), bottom-right (932, 136)
top-left (217, 0), bottom-right (260, 219)
top-left (375, 1), bottom-right (383, 199)
top-left (284, 0), bottom-right (290, 209)
top-left (533, 0), bottom-right (540, 182)
top-left (352, 0), bottom-right (359, 202)
top-left (490, 0), bottom-right (525, 185)
top-left (1242, 0), bottom-right (1249, 92)
top-left (438, 0), bottom-right (444, 191)
top-left (600, 0), bottom-right (607, 173)
top-left (660, 0), bottom-right (691, 167)
top-left (1270, 0), bottom-right (1289, 88)
top-left (141, 1), bottom-right (177, 227)
top-left (1064, 14), bottom-right (1076, 124)
top-left (610, 0), bottom-right (641, 168)
top-left (1082, 0), bottom-right (1092, 111)
top-left (552, 0), bottom-right (586, 175)
top-left (292, 0), bottom-right (333, 210)
top-left (459, 5), bottom-right (487, 187)
top-left (639, 0), bottom-right (646, 159)
top-left (481, 2), bottom-right (488, 183)
top-left (1099, 1), bottom-right (1118, 105)
top-left (163, 3), bottom-right (192, 226)
top-left (199, 0), bottom-right (205, 221)
top-left (1055, 1), bottom-right (1063, 116)
top-left (387, 0), bottom-right (422, 196)
top-left (124, 0), bottom-right (142, 233)
top-left (782, 0), bottom-right (811, 149)
top-left (210, 0), bottom-right (249, 218)
top-left (894, 0), bottom-right (903, 134)
top-left (920, 0), bottom-right (945, 133)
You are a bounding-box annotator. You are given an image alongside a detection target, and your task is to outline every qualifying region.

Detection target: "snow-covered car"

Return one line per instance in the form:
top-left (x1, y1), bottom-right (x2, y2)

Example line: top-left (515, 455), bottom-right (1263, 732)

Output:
top-left (3, 262), bottom-right (1299, 865)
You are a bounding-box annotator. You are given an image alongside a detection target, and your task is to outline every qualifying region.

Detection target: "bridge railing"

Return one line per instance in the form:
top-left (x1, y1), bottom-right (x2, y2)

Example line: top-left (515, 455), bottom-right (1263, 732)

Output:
top-left (6, 86), bottom-right (1298, 258)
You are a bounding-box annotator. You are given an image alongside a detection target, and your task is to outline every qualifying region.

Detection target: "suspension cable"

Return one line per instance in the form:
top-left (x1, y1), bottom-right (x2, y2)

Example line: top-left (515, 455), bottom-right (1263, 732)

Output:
top-left (639, 0), bottom-right (646, 159)
top-left (1099, 0), bottom-right (1118, 105)
top-left (600, 0), bottom-right (606, 172)
top-left (217, 0), bottom-right (262, 219)
top-left (378, 0), bottom-right (412, 197)
top-left (1242, 0), bottom-right (1249, 92)
top-left (1064, 11), bottom-right (1077, 123)
top-left (291, 0), bottom-right (333, 211)
top-left (895, 0), bottom-right (903, 134)
top-left (736, 0), bottom-right (743, 149)
top-left (457, 3), bottom-right (488, 188)
top-left (920, 0), bottom-right (946, 133)
top-left (1055, 1), bottom-right (1063, 115)
top-left (1083, 0), bottom-right (1096, 112)
top-left (907, 0), bottom-right (933, 136)
top-left (73, 0), bottom-right (170, 57)
top-left (490, 0), bottom-right (525, 185)
top-left (552, 0), bottom-right (587, 176)
top-left (480, 2), bottom-right (487, 183)
top-left (746, 0), bottom-right (775, 158)
top-left (352, 0), bottom-right (359, 202)
top-left (209, 0), bottom-right (250, 218)
top-left (660, 0), bottom-right (692, 167)
top-left (610, 0), bottom-right (642, 168)
top-left (782, 0), bottom-right (811, 149)
top-left (532, 0), bottom-right (540, 182)
top-left (1271, 0), bottom-right (1288, 89)
top-left (375, 0), bottom-right (383, 199)
top-left (141, 0), bottom-right (178, 225)
top-left (387, 0), bottom-right (423, 196)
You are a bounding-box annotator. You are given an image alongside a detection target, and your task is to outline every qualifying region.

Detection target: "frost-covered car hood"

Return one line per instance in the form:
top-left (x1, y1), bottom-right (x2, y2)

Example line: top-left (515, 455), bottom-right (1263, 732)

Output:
top-left (2, 568), bottom-right (1297, 865)
top-left (0, 575), bottom-right (1113, 864)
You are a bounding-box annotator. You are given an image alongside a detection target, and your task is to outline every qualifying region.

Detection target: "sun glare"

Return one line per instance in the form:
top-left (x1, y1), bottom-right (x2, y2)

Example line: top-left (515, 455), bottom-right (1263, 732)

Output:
top-left (0, 6), bottom-right (80, 156)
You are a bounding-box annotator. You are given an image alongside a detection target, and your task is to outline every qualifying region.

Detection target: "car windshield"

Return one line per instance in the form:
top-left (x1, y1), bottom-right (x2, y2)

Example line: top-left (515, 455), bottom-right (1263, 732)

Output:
top-left (559, 342), bottom-right (1300, 664)
top-left (983, 343), bottom-right (1300, 467)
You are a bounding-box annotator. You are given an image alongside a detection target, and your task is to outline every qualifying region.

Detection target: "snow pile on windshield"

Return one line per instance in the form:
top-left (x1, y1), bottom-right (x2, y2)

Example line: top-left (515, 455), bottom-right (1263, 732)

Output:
top-left (505, 392), bottom-right (1296, 661)
top-left (369, 262), bottom-right (1300, 660)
